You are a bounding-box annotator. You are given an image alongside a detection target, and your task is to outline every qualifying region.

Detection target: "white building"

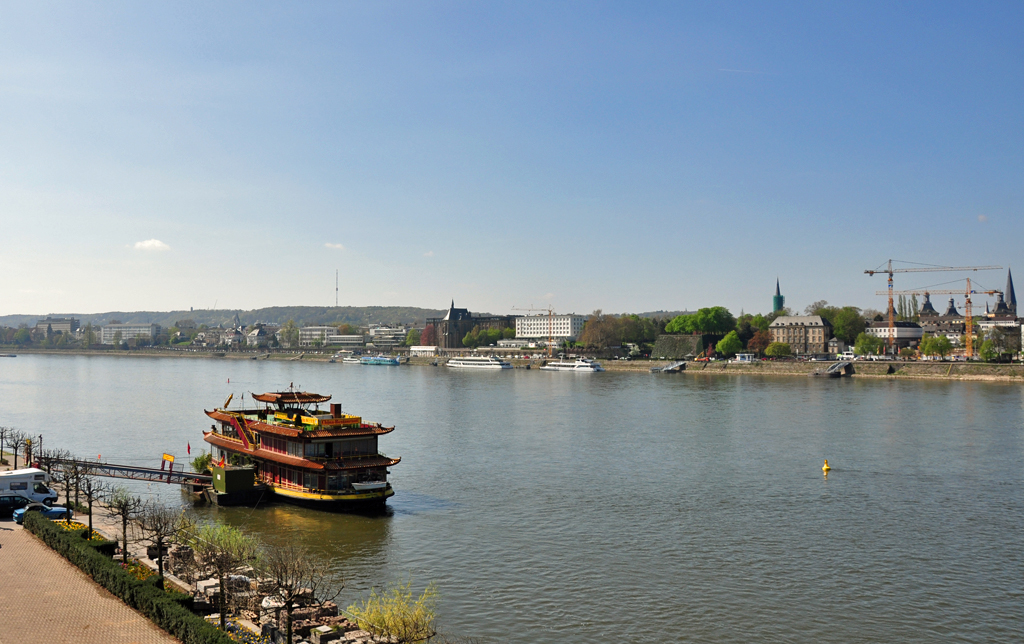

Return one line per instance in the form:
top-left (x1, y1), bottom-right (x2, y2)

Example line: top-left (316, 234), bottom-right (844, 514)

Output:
top-left (101, 323), bottom-right (160, 345)
top-left (298, 326), bottom-right (338, 347)
top-left (409, 345), bottom-right (438, 357)
top-left (327, 334), bottom-right (365, 348)
top-left (367, 325), bottom-right (409, 348)
top-left (515, 314), bottom-right (586, 342)
top-left (864, 321), bottom-right (924, 346)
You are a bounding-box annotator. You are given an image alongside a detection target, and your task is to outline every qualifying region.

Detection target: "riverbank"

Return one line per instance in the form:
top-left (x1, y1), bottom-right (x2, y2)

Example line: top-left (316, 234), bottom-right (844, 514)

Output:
top-left (8, 347), bottom-right (1024, 382)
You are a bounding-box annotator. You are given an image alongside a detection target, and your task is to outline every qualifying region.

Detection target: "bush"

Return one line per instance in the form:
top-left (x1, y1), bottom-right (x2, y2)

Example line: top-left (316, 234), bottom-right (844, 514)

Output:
top-left (24, 512), bottom-right (234, 644)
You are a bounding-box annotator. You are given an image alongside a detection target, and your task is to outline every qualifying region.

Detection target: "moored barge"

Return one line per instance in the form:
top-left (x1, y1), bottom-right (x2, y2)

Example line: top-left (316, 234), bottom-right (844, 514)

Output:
top-left (203, 390), bottom-right (399, 510)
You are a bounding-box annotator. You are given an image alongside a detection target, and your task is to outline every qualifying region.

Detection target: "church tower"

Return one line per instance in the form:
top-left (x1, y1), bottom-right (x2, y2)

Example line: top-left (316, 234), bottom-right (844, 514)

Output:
top-left (1006, 268), bottom-right (1017, 314)
top-left (773, 279), bottom-right (785, 313)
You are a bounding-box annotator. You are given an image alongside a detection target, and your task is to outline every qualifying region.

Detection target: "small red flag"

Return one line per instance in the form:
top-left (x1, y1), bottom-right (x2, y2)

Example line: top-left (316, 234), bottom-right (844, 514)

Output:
top-left (187, 442), bottom-right (191, 454)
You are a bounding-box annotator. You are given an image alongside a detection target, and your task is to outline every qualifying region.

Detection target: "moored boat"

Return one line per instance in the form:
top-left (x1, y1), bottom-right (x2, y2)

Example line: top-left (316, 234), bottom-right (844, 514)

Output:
top-left (342, 356), bottom-right (361, 364)
top-left (539, 358), bottom-right (605, 372)
top-left (203, 389), bottom-right (399, 510)
top-left (446, 355), bottom-right (512, 369)
top-left (360, 354), bottom-right (400, 366)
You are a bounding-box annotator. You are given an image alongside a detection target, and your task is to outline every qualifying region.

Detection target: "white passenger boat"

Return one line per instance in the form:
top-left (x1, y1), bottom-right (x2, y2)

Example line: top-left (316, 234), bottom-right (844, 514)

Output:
top-left (446, 356), bottom-right (513, 369)
top-left (539, 358), bottom-right (605, 372)
top-left (342, 356), bottom-right (361, 364)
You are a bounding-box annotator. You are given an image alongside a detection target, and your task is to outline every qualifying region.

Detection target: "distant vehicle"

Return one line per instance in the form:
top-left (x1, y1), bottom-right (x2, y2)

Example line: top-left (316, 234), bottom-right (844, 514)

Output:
top-left (13, 503), bottom-right (73, 524)
top-left (0, 468), bottom-right (59, 505)
top-left (0, 492), bottom-right (33, 518)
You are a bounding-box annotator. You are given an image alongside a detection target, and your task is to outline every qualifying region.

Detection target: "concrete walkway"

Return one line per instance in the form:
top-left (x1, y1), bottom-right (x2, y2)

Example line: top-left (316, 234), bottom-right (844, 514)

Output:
top-left (0, 521), bottom-right (179, 644)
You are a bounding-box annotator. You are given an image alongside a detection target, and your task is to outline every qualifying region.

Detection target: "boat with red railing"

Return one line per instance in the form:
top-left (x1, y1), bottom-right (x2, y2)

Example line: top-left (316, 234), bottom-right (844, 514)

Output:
top-left (203, 389), bottom-right (399, 510)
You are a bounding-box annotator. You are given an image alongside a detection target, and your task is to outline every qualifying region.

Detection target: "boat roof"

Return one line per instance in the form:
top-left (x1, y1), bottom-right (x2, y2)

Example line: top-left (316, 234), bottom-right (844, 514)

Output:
top-left (252, 391), bottom-right (331, 405)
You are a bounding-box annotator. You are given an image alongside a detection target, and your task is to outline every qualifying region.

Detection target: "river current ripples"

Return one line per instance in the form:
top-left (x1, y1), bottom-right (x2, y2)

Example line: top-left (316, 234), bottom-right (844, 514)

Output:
top-left (2, 354), bottom-right (1022, 643)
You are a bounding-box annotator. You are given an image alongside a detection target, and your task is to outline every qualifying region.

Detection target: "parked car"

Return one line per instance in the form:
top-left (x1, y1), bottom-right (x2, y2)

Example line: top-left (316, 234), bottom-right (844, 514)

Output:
top-left (0, 492), bottom-right (34, 518)
top-left (13, 503), bottom-right (73, 524)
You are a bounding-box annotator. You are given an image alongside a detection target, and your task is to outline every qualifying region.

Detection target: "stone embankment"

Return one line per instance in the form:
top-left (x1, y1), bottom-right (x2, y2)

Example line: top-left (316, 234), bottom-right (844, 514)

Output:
top-left (11, 347), bottom-right (1024, 381)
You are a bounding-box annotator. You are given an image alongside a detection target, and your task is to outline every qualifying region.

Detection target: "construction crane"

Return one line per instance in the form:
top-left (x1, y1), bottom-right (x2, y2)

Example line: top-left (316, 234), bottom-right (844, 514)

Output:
top-left (876, 282), bottom-right (1003, 357)
top-left (865, 260), bottom-right (1000, 355)
top-left (512, 305), bottom-right (555, 357)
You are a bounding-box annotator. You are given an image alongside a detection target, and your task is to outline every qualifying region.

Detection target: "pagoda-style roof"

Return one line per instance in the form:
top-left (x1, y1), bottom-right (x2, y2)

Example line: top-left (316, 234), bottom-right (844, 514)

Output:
top-left (919, 293), bottom-right (939, 316)
top-left (253, 391), bottom-right (332, 405)
top-left (204, 431), bottom-right (401, 471)
top-left (942, 298), bottom-right (961, 317)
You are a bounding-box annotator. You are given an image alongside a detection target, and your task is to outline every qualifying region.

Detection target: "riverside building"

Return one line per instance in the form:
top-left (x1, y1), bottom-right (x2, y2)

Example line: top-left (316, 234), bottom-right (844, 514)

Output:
top-left (101, 323), bottom-right (160, 345)
top-left (768, 316), bottom-right (831, 355)
top-left (515, 314), bottom-right (586, 343)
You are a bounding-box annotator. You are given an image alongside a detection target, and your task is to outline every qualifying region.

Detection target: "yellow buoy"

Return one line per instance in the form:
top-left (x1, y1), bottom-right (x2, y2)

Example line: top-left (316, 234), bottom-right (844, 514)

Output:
top-left (822, 459), bottom-right (831, 473)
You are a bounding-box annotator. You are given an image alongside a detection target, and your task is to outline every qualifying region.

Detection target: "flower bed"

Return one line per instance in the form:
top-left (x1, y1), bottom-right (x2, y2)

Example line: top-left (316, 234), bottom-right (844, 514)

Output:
top-left (53, 519), bottom-right (108, 542)
top-left (205, 617), bottom-right (274, 644)
top-left (24, 512), bottom-right (234, 644)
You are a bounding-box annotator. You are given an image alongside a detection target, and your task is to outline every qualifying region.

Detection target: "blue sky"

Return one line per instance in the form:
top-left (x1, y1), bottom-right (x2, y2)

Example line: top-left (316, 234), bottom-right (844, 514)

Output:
top-left (1, 2), bottom-right (1021, 317)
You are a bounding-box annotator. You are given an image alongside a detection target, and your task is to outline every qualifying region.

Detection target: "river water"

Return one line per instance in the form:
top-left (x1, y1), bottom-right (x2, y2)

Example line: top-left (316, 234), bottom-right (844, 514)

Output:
top-left (1, 354), bottom-right (1022, 642)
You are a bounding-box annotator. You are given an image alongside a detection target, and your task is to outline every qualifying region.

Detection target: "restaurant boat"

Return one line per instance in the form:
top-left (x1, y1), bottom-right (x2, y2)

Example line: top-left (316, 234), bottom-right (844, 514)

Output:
top-left (203, 390), bottom-right (399, 510)
top-left (360, 354), bottom-right (400, 366)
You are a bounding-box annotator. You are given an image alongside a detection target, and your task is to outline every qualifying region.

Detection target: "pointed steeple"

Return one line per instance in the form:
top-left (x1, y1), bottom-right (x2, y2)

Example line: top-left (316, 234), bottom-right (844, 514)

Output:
top-left (772, 279), bottom-right (785, 313)
top-left (919, 292), bottom-right (938, 316)
top-left (1006, 268), bottom-right (1017, 314)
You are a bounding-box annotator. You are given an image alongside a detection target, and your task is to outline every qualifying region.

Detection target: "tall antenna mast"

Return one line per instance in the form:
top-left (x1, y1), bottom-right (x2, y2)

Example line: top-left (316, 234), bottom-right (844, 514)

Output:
top-left (335, 269), bottom-right (339, 307)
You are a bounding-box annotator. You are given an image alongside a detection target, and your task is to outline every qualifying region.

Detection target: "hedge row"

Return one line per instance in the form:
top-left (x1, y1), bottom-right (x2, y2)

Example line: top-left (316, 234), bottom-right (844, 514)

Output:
top-left (25, 512), bottom-right (235, 644)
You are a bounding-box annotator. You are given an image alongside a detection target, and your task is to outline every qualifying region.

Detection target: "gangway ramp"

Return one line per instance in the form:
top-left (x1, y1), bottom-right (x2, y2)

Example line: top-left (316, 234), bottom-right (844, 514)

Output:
top-left (43, 458), bottom-right (212, 485)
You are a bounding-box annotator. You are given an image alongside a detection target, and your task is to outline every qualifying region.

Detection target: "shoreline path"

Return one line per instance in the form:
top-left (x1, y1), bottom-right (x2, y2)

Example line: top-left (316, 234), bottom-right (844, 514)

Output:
top-left (0, 521), bottom-right (179, 644)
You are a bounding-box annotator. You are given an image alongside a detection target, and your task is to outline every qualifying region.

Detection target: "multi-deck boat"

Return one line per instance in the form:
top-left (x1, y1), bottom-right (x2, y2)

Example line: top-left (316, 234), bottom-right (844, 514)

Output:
top-left (446, 355), bottom-right (512, 369)
top-left (342, 356), bottom-right (361, 364)
top-left (203, 390), bottom-right (399, 510)
top-left (539, 358), bottom-right (605, 372)
top-left (360, 354), bottom-right (400, 366)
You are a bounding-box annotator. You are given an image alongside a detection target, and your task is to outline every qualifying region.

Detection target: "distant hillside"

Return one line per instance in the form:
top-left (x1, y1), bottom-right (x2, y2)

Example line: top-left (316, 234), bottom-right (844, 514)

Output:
top-left (635, 310), bottom-right (693, 319)
top-left (0, 306), bottom-right (446, 329)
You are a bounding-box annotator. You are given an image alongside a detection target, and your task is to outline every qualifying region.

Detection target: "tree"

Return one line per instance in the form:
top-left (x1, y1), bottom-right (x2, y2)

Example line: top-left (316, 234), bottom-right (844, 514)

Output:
top-left (192, 451), bottom-right (213, 474)
top-left (665, 307), bottom-right (736, 335)
top-left (715, 331), bottom-right (743, 357)
top-left (348, 581), bottom-right (439, 644)
top-left (281, 320), bottom-right (300, 348)
top-left (258, 543), bottom-right (343, 644)
top-left (136, 503), bottom-right (186, 587)
top-left (185, 522), bottom-right (261, 632)
top-left (804, 300), bottom-right (829, 316)
top-left (853, 332), bottom-right (885, 356)
top-left (112, 330), bottom-right (123, 347)
top-left (979, 339), bottom-right (997, 362)
top-left (831, 307), bottom-right (867, 345)
top-left (105, 486), bottom-right (144, 564)
top-left (764, 342), bottom-right (792, 358)
top-left (920, 334), bottom-right (953, 358)
top-left (13, 328), bottom-right (31, 345)
top-left (747, 329), bottom-right (771, 355)
top-left (8, 430), bottom-right (29, 469)
top-left (80, 474), bottom-right (103, 541)
top-left (899, 347), bottom-right (916, 359)
top-left (420, 324), bottom-right (436, 346)
top-left (404, 328), bottom-right (421, 346)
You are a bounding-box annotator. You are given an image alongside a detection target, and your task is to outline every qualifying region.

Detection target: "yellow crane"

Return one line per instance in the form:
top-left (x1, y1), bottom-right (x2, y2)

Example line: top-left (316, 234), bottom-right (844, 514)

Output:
top-left (865, 260), bottom-right (1000, 355)
top-left (512, 305), bottom-right (555, 358)
top-left (877, 282), bottom-right (1003, 357)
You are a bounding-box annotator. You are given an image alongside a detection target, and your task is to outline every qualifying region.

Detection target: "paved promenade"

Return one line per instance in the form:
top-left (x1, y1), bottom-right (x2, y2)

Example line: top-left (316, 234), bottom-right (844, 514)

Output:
top-left (0, 521), bottom-right (179, 644)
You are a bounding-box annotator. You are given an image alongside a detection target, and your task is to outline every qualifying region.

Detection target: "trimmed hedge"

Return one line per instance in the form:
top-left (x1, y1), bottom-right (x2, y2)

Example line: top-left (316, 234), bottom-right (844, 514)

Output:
top-left (25, 512), bottom-right (233, 644)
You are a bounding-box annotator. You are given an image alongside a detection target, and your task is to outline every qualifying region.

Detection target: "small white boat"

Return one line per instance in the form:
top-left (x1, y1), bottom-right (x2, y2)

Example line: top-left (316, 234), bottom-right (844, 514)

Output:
top-left (446, 356), bottom-right (512, 369)
top-left (342, 356), bottom-right (361, 364)
top-left (351, 481), bottom-right (388, 491)
top-left (539, 358), bottom-right (605, 372)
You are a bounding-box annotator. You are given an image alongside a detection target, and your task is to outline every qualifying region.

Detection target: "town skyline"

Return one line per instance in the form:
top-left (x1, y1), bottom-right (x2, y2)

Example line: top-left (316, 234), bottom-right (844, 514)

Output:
top-left (2, 3), bottom-right (1022, 317)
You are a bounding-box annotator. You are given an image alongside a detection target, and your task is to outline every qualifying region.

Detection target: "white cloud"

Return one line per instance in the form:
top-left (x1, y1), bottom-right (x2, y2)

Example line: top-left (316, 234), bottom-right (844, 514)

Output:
top-left (423, 250), bottom-right (434, 257)
top-left (324, 243), bottom-right (345, 250)
top-left (134, 239), bottom-right (170, 251)
top-left (978, 215), bottom-right (988, 223)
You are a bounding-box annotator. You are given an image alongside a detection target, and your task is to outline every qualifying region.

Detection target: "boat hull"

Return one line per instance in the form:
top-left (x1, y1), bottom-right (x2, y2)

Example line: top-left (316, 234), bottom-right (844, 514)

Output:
top-left (268, 483), bottom-right (395, 510)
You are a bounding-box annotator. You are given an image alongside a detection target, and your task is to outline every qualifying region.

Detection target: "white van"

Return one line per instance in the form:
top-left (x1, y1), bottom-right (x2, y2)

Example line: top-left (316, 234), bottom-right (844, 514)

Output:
top-left (0, 468), bottom-right (59, 505)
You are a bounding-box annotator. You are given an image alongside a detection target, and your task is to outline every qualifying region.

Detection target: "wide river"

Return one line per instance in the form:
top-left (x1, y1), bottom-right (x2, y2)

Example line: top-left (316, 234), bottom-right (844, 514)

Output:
top-left (1, 354), bottom-right (1022, 642)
